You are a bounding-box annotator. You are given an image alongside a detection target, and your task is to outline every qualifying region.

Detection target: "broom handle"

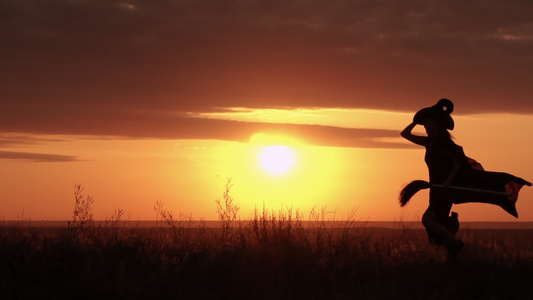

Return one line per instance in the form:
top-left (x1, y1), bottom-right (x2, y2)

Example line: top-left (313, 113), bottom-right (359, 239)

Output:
top-left (431, 184), bottom-right (511, 197)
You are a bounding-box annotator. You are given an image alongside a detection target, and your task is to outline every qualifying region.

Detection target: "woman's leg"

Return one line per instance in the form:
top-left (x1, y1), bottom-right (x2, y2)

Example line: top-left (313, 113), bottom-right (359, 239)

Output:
top-left (422, 209), bottom-right (463, 254)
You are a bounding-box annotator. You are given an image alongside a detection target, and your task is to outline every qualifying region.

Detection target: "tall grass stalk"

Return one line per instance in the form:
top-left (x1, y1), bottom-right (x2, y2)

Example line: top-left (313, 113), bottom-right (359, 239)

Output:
top-left (68, 184), bottom-right (94, 231)
top-left (104, 208), bottom-right (124, 229)
top-left (154, 199), bottom-right (193, 232)
top-left (215, 178), bottom-right (239, 243)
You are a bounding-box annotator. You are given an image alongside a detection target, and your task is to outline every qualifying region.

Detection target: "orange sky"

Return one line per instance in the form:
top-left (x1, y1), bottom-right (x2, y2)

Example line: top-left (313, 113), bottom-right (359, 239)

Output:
top-left (1, 1), bottom-right (532, 222)
top-left (1, 110), bottom-right (531, 222)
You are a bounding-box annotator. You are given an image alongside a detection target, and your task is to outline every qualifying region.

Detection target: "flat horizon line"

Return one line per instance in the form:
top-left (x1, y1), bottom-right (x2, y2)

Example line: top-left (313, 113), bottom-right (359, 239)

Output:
top-left (2, 220), bottom-right (533, 229)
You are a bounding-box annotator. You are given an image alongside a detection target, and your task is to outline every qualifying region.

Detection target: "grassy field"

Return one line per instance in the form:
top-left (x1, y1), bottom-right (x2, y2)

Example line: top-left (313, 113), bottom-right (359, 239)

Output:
top-left (2, 185), bottom-right (532, 299)
top-left (1, 217), bottom-right (532, 299)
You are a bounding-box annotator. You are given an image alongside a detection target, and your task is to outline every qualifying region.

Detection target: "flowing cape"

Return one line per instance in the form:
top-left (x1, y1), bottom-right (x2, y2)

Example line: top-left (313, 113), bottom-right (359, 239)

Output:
top-left (451, 158), bottom-right (531, 218)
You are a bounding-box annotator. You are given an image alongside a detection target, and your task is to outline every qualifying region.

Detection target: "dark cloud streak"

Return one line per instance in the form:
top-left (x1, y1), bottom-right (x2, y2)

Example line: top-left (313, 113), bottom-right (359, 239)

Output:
top-left (0, 111), bottom-right (411, 149)
top-left (0, 151), bottom-right (79, 162)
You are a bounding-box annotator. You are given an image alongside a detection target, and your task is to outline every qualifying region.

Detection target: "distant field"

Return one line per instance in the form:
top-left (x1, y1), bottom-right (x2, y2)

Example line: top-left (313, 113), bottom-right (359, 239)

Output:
top-left (1, 219), bottom-right (532, 299)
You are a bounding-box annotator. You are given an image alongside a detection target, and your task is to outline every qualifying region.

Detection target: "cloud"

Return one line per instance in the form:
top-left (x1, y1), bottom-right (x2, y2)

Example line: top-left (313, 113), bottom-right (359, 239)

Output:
top-left (1, 0), bottom-right (532, 141)
top-left (0, 151), bottom-right (79, 162)
top-left (0, 110), bottom-right (410, 148)
top-left (0, 134), bottom-right (69, 147)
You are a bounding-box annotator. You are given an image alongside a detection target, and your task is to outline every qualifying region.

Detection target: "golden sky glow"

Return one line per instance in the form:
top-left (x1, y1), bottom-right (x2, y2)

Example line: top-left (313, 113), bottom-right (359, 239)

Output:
top-left (1, 109), bottom-right (531, 222)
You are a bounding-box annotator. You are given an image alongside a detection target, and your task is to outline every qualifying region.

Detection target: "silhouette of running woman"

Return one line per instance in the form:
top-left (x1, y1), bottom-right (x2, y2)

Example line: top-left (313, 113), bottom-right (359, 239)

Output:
top-left (401, 99), bottom-right (531, 256)
top-left (401, 99), bottom-right (465, 255)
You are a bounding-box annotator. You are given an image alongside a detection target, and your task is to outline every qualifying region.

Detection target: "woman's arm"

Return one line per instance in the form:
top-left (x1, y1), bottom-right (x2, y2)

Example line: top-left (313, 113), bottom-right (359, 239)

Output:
top-left (401, 122), bottom-right (427, 146)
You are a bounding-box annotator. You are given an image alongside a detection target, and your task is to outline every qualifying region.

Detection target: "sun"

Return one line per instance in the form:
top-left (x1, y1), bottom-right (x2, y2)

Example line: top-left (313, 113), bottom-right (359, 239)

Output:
top-left (259, 145), bottom-right (295, 175)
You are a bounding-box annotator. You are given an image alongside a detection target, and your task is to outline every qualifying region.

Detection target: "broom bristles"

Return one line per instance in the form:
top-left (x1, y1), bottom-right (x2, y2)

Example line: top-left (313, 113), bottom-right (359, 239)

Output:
top-left (399, 180), bottom-right (431, 207)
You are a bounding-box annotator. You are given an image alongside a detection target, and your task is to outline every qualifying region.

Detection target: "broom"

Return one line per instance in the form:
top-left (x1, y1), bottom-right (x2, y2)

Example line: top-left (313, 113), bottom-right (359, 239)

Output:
top-left (399, 180), bottom-right (511, 207)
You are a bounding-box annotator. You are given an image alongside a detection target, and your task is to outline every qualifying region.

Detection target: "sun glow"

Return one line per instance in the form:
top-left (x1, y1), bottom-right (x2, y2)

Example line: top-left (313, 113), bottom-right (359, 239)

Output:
top-left (259, 145), bottom-right (295, 175)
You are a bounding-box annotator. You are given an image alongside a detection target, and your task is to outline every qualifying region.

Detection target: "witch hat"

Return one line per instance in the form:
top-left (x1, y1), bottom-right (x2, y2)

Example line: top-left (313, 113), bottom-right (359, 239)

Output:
top-left (413, 99), bottom-right (455, 130)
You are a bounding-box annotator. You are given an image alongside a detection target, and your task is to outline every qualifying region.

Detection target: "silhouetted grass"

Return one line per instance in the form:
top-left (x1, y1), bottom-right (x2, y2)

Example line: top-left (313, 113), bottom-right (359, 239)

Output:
top-left (1, 217), bottom-right (532, 299)
top-left (1, 184), bottom-right (532, 299)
